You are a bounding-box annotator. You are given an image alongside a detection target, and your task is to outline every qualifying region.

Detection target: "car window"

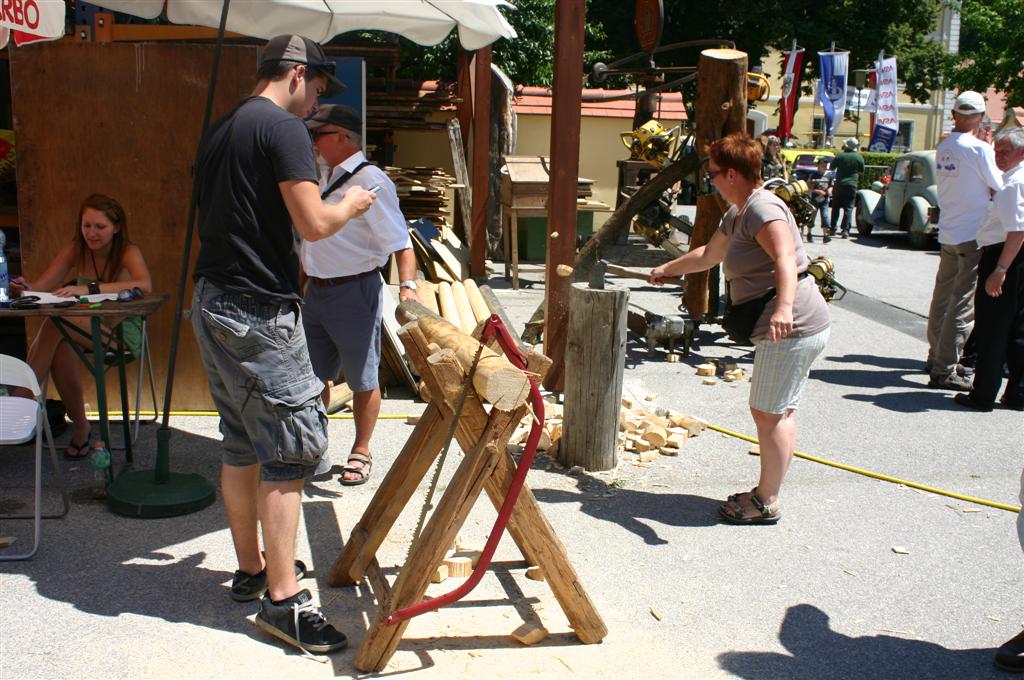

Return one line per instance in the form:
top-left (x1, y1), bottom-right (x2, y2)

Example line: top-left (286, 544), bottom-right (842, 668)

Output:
top-left (910, 161), bottom-right (925, 182)
top-left (892, 159), bottom-right (912, 182)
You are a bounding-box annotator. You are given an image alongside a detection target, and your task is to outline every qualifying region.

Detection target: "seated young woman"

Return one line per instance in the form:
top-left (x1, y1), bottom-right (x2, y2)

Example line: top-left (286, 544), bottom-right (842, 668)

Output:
top-left (10, 194), bottom-right (152, 458)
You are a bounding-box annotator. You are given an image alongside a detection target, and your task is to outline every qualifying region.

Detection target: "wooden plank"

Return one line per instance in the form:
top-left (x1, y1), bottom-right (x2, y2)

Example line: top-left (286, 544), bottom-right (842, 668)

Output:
top-left (11, 42), bottom-right (256, 410)
top-left (447, 119), bottom-right (473, 249)
top-left (470, 47), bottom-right (492, 277)
top-left (432, 238), bottom-right (470, 281)
top-left (542, 2), bottom-right (586, 393)
top-left (380, 286), bottom-right (418, 392)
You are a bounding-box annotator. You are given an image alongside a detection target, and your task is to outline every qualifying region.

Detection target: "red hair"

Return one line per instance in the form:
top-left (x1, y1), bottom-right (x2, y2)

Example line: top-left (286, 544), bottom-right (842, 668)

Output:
top-left (708, 132), bottom-right (762, 183)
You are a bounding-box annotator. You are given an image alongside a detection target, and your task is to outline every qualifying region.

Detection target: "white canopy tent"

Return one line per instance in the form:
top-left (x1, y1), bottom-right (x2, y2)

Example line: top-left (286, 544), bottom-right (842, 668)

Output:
top-left (98, 0), bottom-right (516, 49)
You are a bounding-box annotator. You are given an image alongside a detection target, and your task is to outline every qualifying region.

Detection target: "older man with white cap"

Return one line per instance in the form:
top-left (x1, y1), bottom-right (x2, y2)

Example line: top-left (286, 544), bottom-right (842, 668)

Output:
top-left (926, 90), bottom-right (1003, 391)
top-left (829, 137), bottom-right (864, 238)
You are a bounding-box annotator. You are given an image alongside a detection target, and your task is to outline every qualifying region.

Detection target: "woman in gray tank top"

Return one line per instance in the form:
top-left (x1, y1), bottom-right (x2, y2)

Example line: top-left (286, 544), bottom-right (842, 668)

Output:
top-left (650, 132), bottom-right (830, 525)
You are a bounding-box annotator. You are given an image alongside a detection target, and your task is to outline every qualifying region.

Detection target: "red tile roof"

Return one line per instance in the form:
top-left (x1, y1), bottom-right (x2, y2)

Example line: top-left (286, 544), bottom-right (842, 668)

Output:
top-left (512, 85), bottom-right (687, 120)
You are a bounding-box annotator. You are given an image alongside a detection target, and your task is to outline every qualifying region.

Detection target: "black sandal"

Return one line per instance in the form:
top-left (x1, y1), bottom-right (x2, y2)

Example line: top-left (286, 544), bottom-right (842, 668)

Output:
top-left (64, 435), bottom-right (91, 459)
top-left (719, 488), bottom-right (781, 525)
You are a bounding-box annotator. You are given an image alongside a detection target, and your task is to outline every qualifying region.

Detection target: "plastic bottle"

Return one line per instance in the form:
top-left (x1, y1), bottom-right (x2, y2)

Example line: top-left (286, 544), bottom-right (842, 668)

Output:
top-left (90, 441), bottom-right (112, 499)
top-left (0, 229), bottom-right (8, 304)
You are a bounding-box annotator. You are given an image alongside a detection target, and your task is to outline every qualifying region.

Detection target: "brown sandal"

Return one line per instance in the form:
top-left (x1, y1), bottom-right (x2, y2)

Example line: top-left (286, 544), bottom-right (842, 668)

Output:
top-left (340, 452), bottom-right (372, 486)
top-left (719, 488), bottom-right (781, 525)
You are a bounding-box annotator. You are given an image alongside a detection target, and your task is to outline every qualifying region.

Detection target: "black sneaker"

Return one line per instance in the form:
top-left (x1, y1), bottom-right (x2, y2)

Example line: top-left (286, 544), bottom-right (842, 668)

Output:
top-left (254, 589), bottom-right (347, 655)
top-left (231, 559), bottom-right (308, 602)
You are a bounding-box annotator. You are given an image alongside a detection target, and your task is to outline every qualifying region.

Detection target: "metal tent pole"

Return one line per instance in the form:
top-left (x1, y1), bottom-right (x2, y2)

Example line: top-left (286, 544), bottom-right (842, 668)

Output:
top-left (107, 0), bottom-right (232, 517)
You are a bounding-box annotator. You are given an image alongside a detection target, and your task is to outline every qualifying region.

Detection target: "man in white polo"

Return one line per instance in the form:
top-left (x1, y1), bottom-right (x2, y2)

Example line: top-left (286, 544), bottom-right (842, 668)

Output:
top-left (926, 90), bottom-right (1003, 391)
top-left (302, 105), bottom-right (418, 486)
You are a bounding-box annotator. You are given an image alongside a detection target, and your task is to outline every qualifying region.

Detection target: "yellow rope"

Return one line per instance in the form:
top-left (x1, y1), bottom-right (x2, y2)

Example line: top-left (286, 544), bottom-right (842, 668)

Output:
top-left (705, 423), bottom-right (1021, 514)
top-left (84, 410), bottom-right (1019, 513)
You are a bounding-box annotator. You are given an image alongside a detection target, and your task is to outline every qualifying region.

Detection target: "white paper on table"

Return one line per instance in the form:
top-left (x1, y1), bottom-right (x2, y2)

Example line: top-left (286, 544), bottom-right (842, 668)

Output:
top-left (27, 292), bottom-right (120, 305)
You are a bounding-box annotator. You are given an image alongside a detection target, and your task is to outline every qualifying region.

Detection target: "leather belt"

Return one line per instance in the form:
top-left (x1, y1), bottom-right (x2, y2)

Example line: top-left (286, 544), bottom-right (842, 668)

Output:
top-left (308, 269), bottom-right (379, 287)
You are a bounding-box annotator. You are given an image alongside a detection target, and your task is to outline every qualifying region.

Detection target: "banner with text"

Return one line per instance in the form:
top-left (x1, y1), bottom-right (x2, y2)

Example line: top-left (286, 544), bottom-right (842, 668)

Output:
top-left (816, 49), bottom-right (849, 141)
top-left (777, 46), bottom-right (805, 142)
top-left (868, 56), bottom-right (899, 151)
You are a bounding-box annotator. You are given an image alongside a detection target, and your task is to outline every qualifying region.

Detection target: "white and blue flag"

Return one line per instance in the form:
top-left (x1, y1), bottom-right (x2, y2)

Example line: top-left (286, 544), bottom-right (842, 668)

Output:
top-left (817, 49), bottom-right (849, 140)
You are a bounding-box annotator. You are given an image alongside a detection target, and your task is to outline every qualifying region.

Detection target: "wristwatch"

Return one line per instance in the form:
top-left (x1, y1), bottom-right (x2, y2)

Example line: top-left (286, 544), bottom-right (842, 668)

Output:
top-left (87, 280), bottom-right (101, 295)
top-left (399, 280), bottom-right (418, 290)
top-left (994, 264), bottom-right (1008, 274)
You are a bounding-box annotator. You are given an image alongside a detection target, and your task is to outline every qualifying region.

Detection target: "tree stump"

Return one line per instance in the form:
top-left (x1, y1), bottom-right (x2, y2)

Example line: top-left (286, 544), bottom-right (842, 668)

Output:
top-left (684, 47), bottom-right (748, 320)
top-left (559, 282), bottom-right (629, 471)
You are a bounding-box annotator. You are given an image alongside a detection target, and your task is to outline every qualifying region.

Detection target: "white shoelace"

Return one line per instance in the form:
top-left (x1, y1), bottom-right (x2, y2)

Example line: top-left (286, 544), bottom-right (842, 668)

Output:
top-left (292, 599), bottom-right (331, 663)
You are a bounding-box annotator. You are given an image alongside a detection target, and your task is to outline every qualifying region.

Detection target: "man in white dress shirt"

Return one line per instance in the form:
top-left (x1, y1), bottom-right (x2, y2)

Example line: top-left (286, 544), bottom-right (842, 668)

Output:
top-left (303, 105), bottom-right (418, 485)
top-left (927, 90), bottom-right (1003, 390)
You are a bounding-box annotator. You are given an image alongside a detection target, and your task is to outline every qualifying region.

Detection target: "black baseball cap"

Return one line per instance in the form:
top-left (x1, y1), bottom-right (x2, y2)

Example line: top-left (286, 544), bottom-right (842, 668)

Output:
top-left (261, 34), bottom-right (345, 98)
top-left (305, 104), bottom-right (361, 134)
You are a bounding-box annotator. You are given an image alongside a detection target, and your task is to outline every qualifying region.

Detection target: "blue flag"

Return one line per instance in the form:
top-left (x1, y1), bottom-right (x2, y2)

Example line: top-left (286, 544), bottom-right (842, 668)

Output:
top-left (817, 50), bottom-right (849, 140)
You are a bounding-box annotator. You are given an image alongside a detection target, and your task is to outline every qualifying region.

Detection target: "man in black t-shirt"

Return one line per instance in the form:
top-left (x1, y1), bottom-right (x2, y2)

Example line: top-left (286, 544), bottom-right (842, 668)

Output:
top-left (190, 35), bottom-right (374, 656)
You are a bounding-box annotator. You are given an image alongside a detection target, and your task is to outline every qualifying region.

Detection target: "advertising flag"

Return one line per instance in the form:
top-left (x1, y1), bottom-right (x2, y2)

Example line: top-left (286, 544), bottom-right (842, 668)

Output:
top-left (776, 46), bottom-right (805, 142)
top-left (817, 49), bottom-right (849, 141)
top-left (868, 56), bottom-right (899, 151)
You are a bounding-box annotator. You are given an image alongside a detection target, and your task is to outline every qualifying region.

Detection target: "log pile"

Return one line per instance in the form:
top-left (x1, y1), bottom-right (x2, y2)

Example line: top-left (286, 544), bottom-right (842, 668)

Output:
top-left (385, 166), bottom-right (455, 223)
top-left (507, 396), bottom-right (707, 464)
top-left (365, 78), bottom-right (458, 132)
top-left (413, 278), bottom-right (495, 334)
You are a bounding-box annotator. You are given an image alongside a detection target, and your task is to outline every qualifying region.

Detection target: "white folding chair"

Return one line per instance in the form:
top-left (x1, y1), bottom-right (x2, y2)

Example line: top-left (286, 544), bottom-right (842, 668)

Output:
top-left (0, 354), bottom-right (70, 561)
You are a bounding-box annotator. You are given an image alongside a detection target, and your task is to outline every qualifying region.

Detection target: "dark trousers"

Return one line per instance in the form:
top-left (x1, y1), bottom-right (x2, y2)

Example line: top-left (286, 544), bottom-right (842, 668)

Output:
top-left (830, 184), bottom-right (856, 234)
top-left (970, 244), bottom-right (1024, 405)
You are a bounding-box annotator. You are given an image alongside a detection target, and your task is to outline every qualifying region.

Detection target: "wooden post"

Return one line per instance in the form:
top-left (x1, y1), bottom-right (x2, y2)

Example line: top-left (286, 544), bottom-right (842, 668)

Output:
top-left (683, 48), bottom-right (748, 320)
top-left (542, 0), bottom-right (585, 393)
top-left (470, 47), bottom-right (493, 277)
top-left (559, 282), bottom-right (629, 471)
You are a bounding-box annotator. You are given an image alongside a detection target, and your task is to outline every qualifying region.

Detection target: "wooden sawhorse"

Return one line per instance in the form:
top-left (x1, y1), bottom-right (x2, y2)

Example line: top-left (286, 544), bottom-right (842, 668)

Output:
top-left (328, 313), bottom-right (607, 672)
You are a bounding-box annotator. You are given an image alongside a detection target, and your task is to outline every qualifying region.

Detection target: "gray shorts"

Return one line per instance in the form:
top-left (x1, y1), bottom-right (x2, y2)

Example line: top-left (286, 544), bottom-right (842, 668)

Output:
top-left (302, 274), bottom-right (383, 393)
top-left (749, 327), bottom-right (830, 414)
top-left (191, 278), bottom-right (328, 482)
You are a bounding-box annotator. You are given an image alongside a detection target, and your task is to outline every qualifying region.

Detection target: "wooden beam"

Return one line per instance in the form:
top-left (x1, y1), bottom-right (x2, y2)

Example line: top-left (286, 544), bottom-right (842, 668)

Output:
top-left (683, 48), bottom-right (748, 319)
top-left (542, 0), bottom-right (585, 392)
top-left (470, 47), bottom-right (493, 277)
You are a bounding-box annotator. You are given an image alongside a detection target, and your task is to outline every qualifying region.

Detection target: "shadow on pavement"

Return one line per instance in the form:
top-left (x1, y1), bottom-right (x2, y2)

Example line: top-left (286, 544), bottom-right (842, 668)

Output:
top-left (718, 603), bottom-right (994, 680)
top-left (848, 232), bottom-right (941, 254)
top-left (533, 473), bottom-right (721, 545)
top-left (844, 390), bottom-right (959, 414)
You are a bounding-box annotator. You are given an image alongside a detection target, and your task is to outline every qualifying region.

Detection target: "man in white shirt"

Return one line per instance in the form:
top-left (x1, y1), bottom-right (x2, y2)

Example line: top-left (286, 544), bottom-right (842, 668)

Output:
top-left (302, 105), bottom-right (419, 485)
top-left (927, 91), bottom-right (1003, 390)
top-left (954, 127), bottom-right (1024, 412)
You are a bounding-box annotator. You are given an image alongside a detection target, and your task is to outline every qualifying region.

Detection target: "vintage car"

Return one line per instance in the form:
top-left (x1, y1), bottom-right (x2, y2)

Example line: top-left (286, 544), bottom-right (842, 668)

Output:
top-left (781, 148), bottom-right (835, 182)
top-left (855, 150), bottom-right (938, 249)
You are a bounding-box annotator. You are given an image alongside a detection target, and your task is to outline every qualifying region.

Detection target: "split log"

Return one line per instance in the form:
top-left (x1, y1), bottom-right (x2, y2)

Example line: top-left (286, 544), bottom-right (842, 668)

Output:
top-left (415, 315), bottom-right (531, 411)
top-left (436, 281), bottom-right (462, 330)
top-left (450, 280), bottom-right (477, 334)
top-left (326, 382), bottom-right (354, 414)
top-left (463, 278), bottom-right (492, 323)
top-left (417, 278), bottom-right (440, 315)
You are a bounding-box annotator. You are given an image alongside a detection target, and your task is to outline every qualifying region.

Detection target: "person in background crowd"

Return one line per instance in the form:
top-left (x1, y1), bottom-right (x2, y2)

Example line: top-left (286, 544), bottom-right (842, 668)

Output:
top-left (807, 158), bottom-right (833, 244)
top-left (830, 138), bottom-right (864, 238)
top-left (649, 132), bottom-right (830, 525)
top-left (761, 135), bottom-right (787, 182)
top-left (953, 127), bottom-right (1024, 412)
top-left (190, 34), bottom-right (374, 655)
top-left (926, 90), bottom-right (1002, 392)
top-left (301, 104), bottom-right (418, 487)
top-left (10, 194), bottom-right (151, 458)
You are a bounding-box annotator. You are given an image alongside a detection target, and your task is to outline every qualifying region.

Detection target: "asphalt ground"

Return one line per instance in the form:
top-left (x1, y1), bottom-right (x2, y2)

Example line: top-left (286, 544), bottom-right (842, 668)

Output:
top-left (1, 224), bottom-right (1021, 679)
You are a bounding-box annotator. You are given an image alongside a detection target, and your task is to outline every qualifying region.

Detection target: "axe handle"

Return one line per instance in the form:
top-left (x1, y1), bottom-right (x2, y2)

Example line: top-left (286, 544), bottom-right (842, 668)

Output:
top-left (605, 263), bottom-right (685, 287)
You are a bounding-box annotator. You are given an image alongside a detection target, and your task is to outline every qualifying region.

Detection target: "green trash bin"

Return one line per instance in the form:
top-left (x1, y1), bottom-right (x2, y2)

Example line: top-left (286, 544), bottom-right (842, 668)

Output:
top-left (517, 213), bottom-right (594, 261)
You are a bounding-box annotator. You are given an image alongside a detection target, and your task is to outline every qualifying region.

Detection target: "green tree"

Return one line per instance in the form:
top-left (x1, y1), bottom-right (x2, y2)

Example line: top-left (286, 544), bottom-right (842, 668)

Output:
top-left (952, 0), bottom-right (1024, 104)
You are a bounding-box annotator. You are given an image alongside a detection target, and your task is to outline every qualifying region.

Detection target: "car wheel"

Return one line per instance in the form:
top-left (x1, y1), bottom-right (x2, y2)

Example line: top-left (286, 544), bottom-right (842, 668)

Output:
top-left (856, 198), bottom-right (873, 235)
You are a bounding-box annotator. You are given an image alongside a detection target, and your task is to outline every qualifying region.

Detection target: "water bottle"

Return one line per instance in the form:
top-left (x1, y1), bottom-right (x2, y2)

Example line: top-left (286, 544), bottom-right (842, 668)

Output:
top-left (0, 229), bottom-right (8, 304)
top-left (90, 441), bottom-right (112, 499)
